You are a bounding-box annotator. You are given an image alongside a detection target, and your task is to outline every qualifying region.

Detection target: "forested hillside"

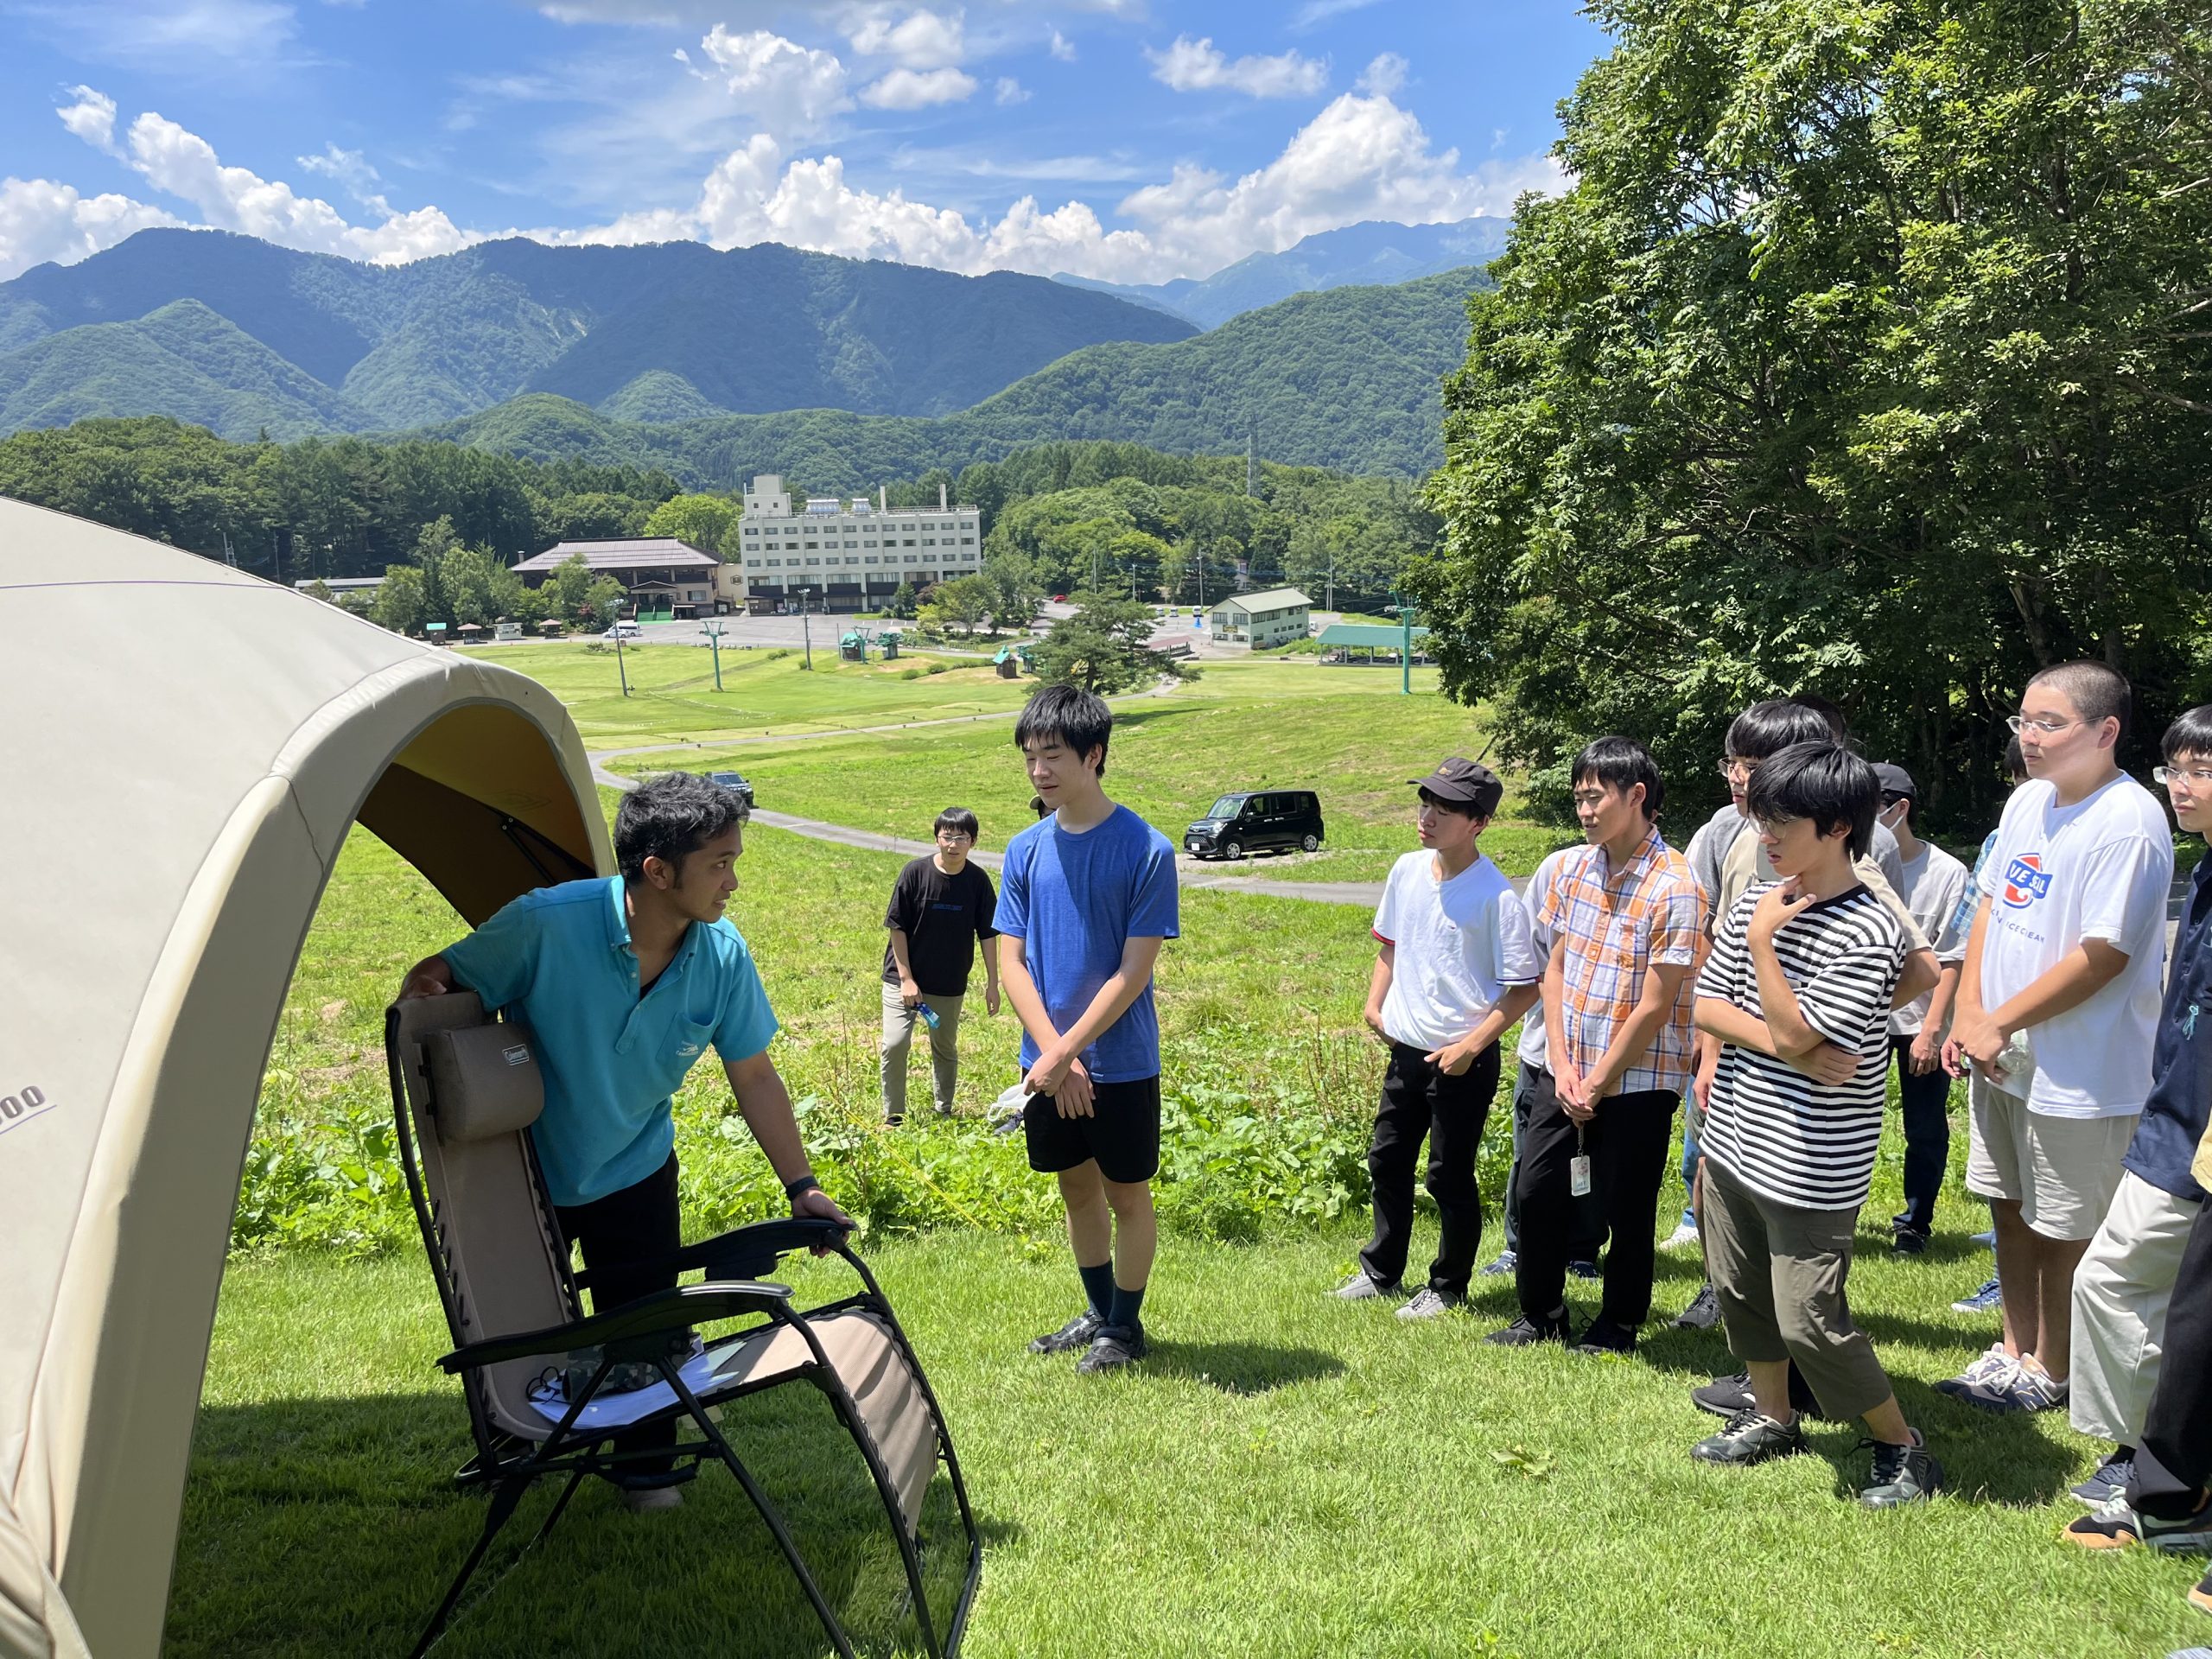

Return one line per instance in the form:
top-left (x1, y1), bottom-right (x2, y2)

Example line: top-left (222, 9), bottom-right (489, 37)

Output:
top-left (421, 267), bottom-right (1484, 480)
top-left (0, 229), bottom-right (1193, 435)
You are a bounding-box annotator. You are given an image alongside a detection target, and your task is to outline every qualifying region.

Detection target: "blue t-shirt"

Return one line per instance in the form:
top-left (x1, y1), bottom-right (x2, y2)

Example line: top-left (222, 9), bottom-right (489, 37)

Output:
top-left (2126, 855), bottom-right (2212, 1203)
top-left (995, 804), bottom-right (1180, 1083)
top-left (442, 876), bottom-right (780, 1206)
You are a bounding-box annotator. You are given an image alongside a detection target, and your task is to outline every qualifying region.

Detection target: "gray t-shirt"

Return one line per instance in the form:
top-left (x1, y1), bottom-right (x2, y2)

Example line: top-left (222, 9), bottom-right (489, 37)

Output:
top-left (1685, 802), bottom-right (1907, 925)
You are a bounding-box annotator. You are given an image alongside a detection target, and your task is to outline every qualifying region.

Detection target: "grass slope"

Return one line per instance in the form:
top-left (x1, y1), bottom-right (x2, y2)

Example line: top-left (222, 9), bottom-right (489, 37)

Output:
top-left (603, 658), bottom-right (1570, 880)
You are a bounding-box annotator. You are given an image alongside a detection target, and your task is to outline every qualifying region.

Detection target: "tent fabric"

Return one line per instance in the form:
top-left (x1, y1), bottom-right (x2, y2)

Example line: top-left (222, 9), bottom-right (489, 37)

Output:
top-left (0, 499), bottom-right (611, 1658)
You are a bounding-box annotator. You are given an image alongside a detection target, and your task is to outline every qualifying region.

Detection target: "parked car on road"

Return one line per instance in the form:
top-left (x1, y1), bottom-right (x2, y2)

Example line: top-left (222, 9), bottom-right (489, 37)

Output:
top-left (602, 620), bottom-right (642, 640)
top-left (703, 770), bottom-right (755, 808)
top-left (1184, 790), bottom-right (1324, 860)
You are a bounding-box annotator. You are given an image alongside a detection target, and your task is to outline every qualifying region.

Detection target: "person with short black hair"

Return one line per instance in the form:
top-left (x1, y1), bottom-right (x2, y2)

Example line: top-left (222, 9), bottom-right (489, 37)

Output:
top-left (1688, 742), bottom-right (1942, 1506)
top-left (1337, 758), bottom-right (1540, 1315)
top-left (1872, 762), bottom-right (1972, 1254)
top-left (2056, 706), bottom-right (2212, 1512)
top-left (1940, 661), bottom-right (2175, 1413)
top-left (1491, 737), bottom-right (1705, 1353)
top-left (880, 807), bottom-right (1000, 1123)
top-left (396, 772), bottom-right (849, 1512)
top-left (998, 685), bottom-right (1180, 1375)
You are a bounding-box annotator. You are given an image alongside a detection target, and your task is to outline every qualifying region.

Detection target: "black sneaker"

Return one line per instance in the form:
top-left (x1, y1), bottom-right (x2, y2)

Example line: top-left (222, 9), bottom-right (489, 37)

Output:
top-left (1485, 1309), bottom-right (1574, 1347)
top-left (1691, 1408), bottom-right (1808, 1465)
top-left (1566, 1259), bottom-right (1602, 1281)
top-left (1859, 1433), bottom-right (1943, 1508)
top-left (1573, 1315), bottom-right (1637, 1355)
top-left (1891, 1223), bottom-right (1930, 1256)
top-left (1671, 1282), bottom-right (1723, 1330)
top-left (1075, 1324), bottom-right (1147, 1375)
top-left (1691, 1364), bottom-right (1827, 1421)
top-left (1027, 1310), bottom-right (1102, 1356)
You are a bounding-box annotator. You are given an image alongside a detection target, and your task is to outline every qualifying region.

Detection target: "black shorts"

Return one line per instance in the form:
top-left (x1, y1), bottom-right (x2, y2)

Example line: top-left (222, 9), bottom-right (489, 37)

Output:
top-left (1023, 1075), bottom-right (1162, 1185)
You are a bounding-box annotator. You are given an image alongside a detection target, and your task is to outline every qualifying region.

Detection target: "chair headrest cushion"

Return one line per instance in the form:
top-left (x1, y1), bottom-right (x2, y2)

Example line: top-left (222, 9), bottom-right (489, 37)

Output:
top-left (423, 1023), bottom-right (545, 1142)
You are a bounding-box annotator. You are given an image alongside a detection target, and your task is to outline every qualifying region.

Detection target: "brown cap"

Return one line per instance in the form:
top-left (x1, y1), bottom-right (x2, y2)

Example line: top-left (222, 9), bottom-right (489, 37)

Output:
top-left (1411, 756), bottom-right (1503, 817)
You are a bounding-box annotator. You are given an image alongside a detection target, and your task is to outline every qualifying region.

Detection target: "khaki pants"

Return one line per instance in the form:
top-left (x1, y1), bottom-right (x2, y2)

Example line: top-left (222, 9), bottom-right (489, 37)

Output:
top-left (2069, 1170), bottom-right (2200, 1444)
top-left (880, 982), bottom-right (963, 1119)
top-left (1702, 1157), bottom-right (1894, 1423)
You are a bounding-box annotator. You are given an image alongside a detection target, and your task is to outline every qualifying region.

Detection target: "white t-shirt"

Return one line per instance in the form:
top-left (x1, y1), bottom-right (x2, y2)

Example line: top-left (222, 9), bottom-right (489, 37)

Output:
top-left (1372, 849), bottom-right (1539, 1051)
top-left (1515, 849), bottom-right (1575, 1069)
top-left (1975, 774), bottom-right (2174, 1118)
top-left (1889, 841), bottom-right (1972, 1036)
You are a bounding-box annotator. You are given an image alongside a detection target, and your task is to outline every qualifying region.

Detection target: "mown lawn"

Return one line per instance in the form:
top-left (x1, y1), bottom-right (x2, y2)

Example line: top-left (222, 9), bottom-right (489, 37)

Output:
top-left (610, 658), bottom-right (1573, 881)
top-left (455, 641), bottom-right (1036, 747)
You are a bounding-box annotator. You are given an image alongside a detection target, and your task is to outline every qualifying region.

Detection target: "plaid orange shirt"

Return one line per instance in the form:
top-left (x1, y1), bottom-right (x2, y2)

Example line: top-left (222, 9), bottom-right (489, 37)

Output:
top-left (1538, 825), bottom-right (1706, 1097)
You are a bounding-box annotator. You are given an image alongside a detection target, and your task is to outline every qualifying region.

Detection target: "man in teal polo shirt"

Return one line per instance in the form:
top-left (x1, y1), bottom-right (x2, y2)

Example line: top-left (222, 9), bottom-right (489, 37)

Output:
top-left (398, 772), bottom-right (847, 1510)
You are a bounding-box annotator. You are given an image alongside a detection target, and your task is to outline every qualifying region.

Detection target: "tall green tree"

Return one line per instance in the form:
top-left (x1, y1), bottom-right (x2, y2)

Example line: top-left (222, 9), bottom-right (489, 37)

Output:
top-left (1032, 590), bottom-right (1181, 694)
top-left (1411, 0), bottom-right (2212, 828)
top-left (641, 492), bottom-right (742, 555)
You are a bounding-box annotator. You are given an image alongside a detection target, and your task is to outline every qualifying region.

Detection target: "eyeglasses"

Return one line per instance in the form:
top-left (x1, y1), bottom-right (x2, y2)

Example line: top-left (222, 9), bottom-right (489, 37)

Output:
top-left (2155, 766), bottom-right (2212, 790)
top-left (2006, 715), bottom-right (2081, 735)
top-left (1716, 758), bottom-right (1761, 781)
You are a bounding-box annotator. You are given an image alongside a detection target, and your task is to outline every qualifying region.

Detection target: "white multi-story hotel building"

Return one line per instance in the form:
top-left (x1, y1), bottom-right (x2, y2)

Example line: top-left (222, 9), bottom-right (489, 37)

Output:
top-left (732, 474), bottom-right (983, 613)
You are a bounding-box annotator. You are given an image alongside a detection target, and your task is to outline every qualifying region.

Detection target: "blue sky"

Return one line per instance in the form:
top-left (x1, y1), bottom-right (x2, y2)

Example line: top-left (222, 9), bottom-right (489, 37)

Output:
top-left (0, 0), bottom-right (1609, 283)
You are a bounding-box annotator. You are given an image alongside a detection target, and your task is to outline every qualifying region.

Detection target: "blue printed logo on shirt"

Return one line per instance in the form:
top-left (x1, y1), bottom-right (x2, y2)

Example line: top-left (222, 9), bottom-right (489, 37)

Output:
top-left (2002, 854), bottom-right (2052, 909)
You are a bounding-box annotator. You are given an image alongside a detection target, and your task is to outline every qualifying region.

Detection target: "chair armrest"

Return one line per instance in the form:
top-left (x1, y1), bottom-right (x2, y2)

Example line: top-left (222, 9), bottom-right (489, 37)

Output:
top-left (575, 1217), bottom-right (853, 1290)
top-left (437, 1281), bottom-right (791, 1374)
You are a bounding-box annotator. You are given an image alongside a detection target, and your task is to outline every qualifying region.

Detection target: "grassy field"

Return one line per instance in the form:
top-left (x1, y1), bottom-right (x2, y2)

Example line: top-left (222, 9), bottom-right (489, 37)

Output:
top-left (184, 806), bottom-right (2212, 1657)
top-left (455, 641), bottom-right (1036, 747)
top-left (609, 659), bottom-right (1575, 881)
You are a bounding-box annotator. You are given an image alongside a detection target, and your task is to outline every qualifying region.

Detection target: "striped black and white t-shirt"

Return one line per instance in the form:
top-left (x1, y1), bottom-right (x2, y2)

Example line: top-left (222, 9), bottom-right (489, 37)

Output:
top-left (1695, 882), bottom-right (1908, 1211)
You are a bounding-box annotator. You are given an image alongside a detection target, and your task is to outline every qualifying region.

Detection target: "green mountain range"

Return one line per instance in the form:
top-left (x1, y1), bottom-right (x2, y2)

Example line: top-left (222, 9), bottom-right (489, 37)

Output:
top-left (1052, 216), bottom-right (1512, 329)
top-left (0, 229), bottom-right (1195, 435)
top-left (416, 266), bottom-right (1483, 479)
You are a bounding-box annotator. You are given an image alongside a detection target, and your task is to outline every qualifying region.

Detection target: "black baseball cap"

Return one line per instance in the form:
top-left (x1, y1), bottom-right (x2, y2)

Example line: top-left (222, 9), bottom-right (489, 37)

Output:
top-left (1412, 757), bottom-right (1503, 817)
top-left (1872, 762), bottom-right (1917, 801)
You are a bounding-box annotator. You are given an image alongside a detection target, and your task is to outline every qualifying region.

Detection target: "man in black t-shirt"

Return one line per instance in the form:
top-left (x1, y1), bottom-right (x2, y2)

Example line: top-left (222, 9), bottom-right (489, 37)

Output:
top-left (881, 806), bottom-right (1001, 1122)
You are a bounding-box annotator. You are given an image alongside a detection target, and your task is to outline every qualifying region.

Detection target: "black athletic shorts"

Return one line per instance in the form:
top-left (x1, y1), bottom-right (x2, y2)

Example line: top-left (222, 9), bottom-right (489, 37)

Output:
top-left (1023, 1075), bottom-right (1161, 1185)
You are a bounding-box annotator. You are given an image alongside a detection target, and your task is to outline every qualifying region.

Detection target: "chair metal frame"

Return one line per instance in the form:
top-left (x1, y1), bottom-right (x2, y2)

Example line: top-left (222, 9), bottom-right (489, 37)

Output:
top-left (386, 1001), bottom-right (983, 1658)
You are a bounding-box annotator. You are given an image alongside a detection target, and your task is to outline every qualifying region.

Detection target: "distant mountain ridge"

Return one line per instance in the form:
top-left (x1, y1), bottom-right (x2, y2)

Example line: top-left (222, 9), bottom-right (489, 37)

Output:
top-left (1053, 217), bottom-right (1512, 329)
top-left (0, 229), bottom-right (1195, 438)
top-left (410, 266), bottom-right (1488, 479)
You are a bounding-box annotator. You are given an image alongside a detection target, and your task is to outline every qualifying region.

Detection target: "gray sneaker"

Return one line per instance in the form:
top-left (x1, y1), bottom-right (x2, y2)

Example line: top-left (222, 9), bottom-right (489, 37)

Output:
top-left (1333, 1268), bottom-right (1402, 1300)
top-left (1859, 1433), bottom-right (1943, 1509)
top-left (1691, 1408), bottom-right (1808, 1466)
top-left (1478, 1249), bottom-right (1518, 1277)
top-left (1672, 1282), bottom-right (1723, 1330)
top-left (1396, 1287), bottom-right (1465, 1320)
top-left (1027, 1310), bottom-right (1103, 1355)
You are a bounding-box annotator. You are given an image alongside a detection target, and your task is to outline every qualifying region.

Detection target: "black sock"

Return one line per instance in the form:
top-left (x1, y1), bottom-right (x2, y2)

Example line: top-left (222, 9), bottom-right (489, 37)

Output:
top-left (1108, 1281), bottom-right (1147, 1332)
top-left (1077, 1261), bottom-right (1115, 1320)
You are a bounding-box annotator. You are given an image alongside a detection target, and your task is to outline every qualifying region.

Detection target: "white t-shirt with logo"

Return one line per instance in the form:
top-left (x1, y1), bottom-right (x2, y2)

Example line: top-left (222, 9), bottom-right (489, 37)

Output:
top-left (1515, 849), bottom-right (1575, 1070)
top-left (1372, 849), bottom-right (1540, 1052)
top-left (1975, 774), bottom-right (2174, 1118)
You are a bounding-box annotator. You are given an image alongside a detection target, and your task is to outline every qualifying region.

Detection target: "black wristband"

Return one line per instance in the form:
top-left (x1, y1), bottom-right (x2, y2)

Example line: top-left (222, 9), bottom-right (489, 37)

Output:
top-left (783, 1173), bottom-right (823, 1202)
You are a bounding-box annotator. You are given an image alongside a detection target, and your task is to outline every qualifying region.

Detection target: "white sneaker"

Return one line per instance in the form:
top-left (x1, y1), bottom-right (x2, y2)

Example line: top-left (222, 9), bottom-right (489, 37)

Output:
top-left (1661, 1221), bottom-right (1701, 1251)
top-left (620, 1484), bottom-right (685, 1515)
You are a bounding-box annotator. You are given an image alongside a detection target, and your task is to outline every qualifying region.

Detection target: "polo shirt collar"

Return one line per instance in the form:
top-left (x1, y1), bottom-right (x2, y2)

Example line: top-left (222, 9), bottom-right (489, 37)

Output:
top-left (605, 875), bottom-right (705, 985)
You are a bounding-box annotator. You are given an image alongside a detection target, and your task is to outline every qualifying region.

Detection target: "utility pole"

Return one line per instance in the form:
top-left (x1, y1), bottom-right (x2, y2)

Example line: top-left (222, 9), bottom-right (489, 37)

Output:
top-left (801, 589), bottom-right (813, 671)
top-left (1390, 588), bottom-right (1414, 696)
top-left (614, 613), bottom-right (632, 697)
top-left (1246, 429), bottom-right (1256, 497)
top-left (1326, 548), bottom-right (1334, 614)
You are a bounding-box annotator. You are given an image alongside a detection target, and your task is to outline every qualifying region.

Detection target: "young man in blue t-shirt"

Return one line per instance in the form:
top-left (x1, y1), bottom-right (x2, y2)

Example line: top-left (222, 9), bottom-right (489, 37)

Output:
top-left (398, 772), bottom-right (849, 1508)
top-left (995, 684), bottom-right (1181, 1375)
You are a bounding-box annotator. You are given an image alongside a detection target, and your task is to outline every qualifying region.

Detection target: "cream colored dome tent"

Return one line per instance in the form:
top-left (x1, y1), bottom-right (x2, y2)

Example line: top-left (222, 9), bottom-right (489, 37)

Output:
top-left (0, 499), bottom-right (610, 1659)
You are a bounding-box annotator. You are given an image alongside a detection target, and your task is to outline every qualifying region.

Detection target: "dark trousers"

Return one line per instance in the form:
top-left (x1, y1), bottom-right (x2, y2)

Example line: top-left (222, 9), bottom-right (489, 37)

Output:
top-left (1503, 1060), bottom-right (1606, 1259)
top-left (1890, 1036), bottom-right (1952, 1232)
top-left (1515, 1069), bottom-right (1678, 1326)
top-left (1358, 1040), bottom-right (1502, 1296)
top-left (2131, 1192), bottom-right (2212, 1518)
top-left (555, 1151), bottom-right (682, 1473)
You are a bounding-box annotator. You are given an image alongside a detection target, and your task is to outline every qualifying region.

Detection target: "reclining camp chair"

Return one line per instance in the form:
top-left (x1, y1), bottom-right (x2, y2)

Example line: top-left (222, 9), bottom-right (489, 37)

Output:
top-left (385, 991), bottom-right (981, 1658)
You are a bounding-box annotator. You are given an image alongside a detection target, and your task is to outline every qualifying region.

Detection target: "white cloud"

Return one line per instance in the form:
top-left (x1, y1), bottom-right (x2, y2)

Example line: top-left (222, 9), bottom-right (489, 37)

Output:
top-left (1289, 0), bottom-right (1386, 29)
top-left (1146, 35), bottom-right (1327, 99)
top-left (1355, 52), bottom-right (1406, 97)
top-left (994, 77), bottom-right (1031, 105)
top-left (859, 66), bottom-right (977, 108)
top-left (1047, 27), bottom-right (1075, 60)
top-left (12, 0), bottom-right (309, 71)
top-left (845, 7), bottom-right (964, 70)
top-left (296, 143), bottom-right (383, 205)
top-left (55, 86), bottom-right (121, 156)
top-left (0, 175), bottom-right (181, 280)
top-left (698, 26), bottom-right (852, 132)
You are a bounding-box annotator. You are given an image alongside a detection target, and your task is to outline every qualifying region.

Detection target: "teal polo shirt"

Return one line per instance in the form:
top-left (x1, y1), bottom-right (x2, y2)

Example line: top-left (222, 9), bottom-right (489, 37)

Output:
top-left (442, 876), bottom-right (779, 1206)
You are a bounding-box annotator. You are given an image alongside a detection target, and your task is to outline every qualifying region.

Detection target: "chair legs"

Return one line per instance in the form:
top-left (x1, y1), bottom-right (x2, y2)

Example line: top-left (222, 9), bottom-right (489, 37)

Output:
top-left (409, 1473), bottom-right (529, 1659)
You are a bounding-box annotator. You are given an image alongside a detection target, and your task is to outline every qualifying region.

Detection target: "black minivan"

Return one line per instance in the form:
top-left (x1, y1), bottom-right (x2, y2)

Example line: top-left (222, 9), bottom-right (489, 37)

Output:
top-left (1184, 791), bottom-right (1325, 860)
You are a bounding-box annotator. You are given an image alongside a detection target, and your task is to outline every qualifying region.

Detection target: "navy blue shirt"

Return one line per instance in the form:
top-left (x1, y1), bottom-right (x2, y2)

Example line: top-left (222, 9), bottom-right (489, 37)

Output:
top-left (995, 804), bottom-right (1179, 1083)
top-left (2126, 855), bottom-right (2212, 1203)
